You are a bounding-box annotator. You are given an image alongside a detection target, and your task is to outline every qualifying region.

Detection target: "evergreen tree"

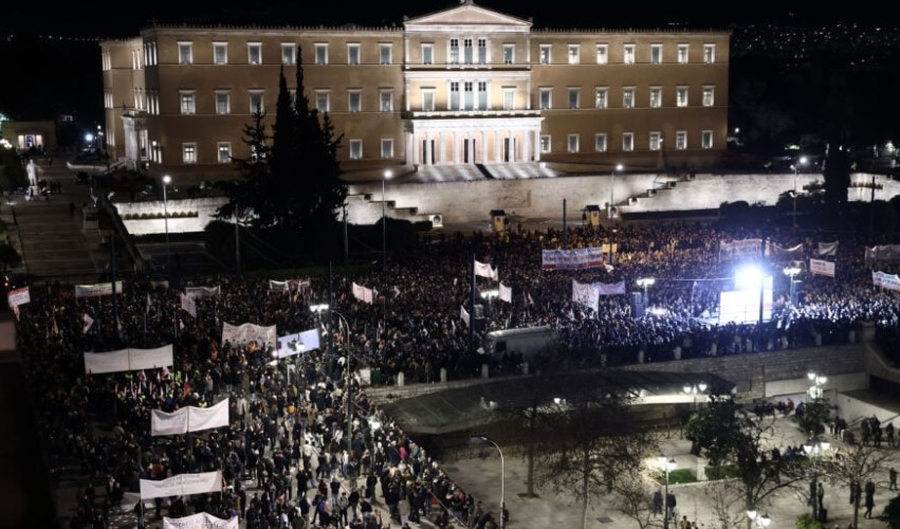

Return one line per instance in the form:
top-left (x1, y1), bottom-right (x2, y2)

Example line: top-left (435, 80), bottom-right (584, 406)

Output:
top-left (267, 65), bottom-right (303, 229)
top-left (216, 108), bottom-right (272, 226)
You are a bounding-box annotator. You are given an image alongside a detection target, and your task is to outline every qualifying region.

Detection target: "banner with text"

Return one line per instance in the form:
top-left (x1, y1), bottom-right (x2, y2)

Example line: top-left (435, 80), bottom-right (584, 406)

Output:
top-left (221, 323), bottom-right (276, 348)
top-left (866, 245), bottom-right (900, 263)
top-left (140, 471), bottom-right (223, 500)
top-left (718, 239), bottom-right (762, 261)
top-left (151, 399), bottom-right (230, 436)
top-left (873, 271), bottom-right (900, 291)
top-left (572, 280), bottom-right (600, 312)
top-left (542, 248), bottom-right (605, 270)
top-left (766, 242), bottom-right (804, 261)
top-left (352, 283), bottom-right (375, 304)
top-left (185, 286), bottom-right (221, 299)
top-left (180, 294), bottom-right (197, 318)
top-left (75, 281), bottom-right (124, 299)
top-left (275, 329), bottom-right (321, 358)
top-left (7, 287), bottom-right (30, 308)
top-left (84, 345), bottom-right (173, 374)
top-left (597, 281), bottom-right (627, 296)
top-left (809, 259), bottom-right (835, 278)
top-left (163, 513), bottom-right (239, 529)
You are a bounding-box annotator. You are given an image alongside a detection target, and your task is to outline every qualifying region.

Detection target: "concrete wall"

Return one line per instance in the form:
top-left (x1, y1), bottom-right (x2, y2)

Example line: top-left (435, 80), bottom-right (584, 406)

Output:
top-left (114, 197), bottom-right (228, 235)
top-left (764, 372), bottom-right (868, 399)
top-left (836, 393), bottom-right (900, 425)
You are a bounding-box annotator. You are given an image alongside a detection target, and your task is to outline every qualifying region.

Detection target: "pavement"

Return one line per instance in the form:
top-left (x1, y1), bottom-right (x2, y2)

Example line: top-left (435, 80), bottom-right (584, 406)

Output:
top-left (445, 415), bottom-right (899, 528)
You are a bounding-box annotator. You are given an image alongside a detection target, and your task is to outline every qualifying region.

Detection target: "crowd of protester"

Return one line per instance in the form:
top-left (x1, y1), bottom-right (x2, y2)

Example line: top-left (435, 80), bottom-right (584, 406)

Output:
top-left (13, 220), bottom-right (900, 528)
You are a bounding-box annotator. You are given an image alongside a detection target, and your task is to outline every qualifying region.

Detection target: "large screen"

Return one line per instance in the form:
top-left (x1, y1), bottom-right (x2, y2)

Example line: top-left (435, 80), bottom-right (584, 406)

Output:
top-left (719, 276), bottom-right (773, 324)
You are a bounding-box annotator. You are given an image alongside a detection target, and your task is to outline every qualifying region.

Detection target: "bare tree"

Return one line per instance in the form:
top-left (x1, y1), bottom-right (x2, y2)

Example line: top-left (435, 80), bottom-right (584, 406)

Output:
top-left (707, 481), bottom-right (747, 529)
top-left (820, 443), bottom-right (894, 529)
top-left (612, 464), bottom-right (663, 529)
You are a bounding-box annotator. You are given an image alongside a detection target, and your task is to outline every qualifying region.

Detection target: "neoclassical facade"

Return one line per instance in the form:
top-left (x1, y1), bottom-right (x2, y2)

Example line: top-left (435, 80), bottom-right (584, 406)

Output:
top-left (101, 1), bottom-right (730, 182)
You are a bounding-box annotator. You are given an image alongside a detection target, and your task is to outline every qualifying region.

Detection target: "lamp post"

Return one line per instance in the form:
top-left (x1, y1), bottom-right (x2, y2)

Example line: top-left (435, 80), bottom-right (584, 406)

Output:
top-left (783, 266), bottom-right (801, 307)
top-left (682, 382), bottom-right (708, 412)
top-left (803, 439), bottom-right (830, 521)
top-left (162, 175), bottom-right (171, 267)
top-left (330, 308), bottom-right (356, 490)
top-left (657, 456), bottom-right (677, 529)
top-left (807, 371), bottom-right (827, 400)
top-left (637, 277), bottom-right (656, 305)
top-left (793, 155), bottom-right (808, 230)
top-left (747, 509), bottom-right (772, 528)
top-left (476, 435), bottom-right (506, 529)
top-left (481, 288), bottom-right (499, 318)
top-left (382, 170), bottom-right (392, 272)
top-left (609, 163), bottom-right (624, 221)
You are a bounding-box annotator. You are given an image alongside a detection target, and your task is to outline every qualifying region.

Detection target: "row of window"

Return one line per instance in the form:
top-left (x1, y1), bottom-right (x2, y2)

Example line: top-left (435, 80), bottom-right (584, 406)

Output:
top-left (175, 139), bottom-right (395, 163)
top-left (549, 130), bottom-right (714, 154)
top-left (176, 41), bottom-right (393, 66)
top-left (541, 85), bottom-right (715, 110)
top-left (541, 42), bottom-right (716, 65)
top-left (176, 89), bottom-right (397, 115)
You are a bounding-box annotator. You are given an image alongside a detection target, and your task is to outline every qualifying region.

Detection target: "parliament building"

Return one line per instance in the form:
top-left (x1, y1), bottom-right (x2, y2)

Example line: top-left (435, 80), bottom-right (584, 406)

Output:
top-left (100, 1), bottom-right (730, 182)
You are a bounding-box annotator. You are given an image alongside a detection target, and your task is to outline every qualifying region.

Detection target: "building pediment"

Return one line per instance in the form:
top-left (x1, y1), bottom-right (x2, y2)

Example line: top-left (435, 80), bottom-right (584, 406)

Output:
top-left (404, 1), bottom-right (532, 30)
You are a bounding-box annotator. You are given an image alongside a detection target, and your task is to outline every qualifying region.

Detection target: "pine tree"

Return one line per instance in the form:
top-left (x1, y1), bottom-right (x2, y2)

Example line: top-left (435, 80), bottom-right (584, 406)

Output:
top-left (268, 65), bottom-right (302, 229)
top-left (216, 108), bottom-right (272, 226)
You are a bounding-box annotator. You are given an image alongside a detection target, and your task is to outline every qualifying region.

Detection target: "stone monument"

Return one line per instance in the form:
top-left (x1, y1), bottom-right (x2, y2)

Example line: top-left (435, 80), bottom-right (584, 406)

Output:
top-left (26, 159), bottom-right (40, 200)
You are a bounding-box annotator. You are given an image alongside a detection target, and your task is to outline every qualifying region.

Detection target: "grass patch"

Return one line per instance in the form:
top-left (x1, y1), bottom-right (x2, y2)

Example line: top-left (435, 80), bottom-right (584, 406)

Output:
top-left (657, 469), bottom-right (697, 485)
top-left (705, 464), bottom-right (740, 481)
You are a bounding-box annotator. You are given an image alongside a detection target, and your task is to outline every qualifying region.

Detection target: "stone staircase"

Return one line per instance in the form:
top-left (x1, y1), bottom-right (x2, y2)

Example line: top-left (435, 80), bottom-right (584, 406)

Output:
top-left (12, 202), bottom-right (100, 280)
top-left (610, 173), bottom-right (697, 218)
top-left (346, 192), bottom-right (441, 227)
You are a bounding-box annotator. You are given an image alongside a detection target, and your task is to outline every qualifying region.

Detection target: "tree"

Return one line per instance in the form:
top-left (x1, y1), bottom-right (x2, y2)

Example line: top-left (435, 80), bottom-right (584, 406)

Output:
top-left (881, 493), bottom-right (900, 529)
top-left (0, 147), bottom-right (28, 189)
top-left (0, 244), bottom-right (22, 272)
top-left (611, 465), bottom-right (662, 529)
top-left (821, 444), bottom-right (894, 529)
top-left (216, 108), bottom-right (271, 225)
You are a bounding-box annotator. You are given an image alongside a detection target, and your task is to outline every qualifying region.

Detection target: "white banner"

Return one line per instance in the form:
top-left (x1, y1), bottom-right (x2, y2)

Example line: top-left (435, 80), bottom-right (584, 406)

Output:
top-left (818, 242), bottom-right (838, 256)
top-left (460, 305), bottom-right (470, 327)
top-left (163, 513), bottom-right (239, 529)
top-left (474, 260), bottom-right (499, 281)
top-left (352, 283), bottom-right (375, 304)
top-left (809, 259), bottom-right (835, 278)
top-left (180, 294), bottom-right (197, 318)
top-left (83, 314), bottom-right (94, 334)
top-left (185, 286), bottom-right (220, 299)
top-left (222, 322), bottom-right (277, 348)
top-left (597, 281), bottom-right (626, 296)
top-left (140, 471), bottom-right (222, 500)
top-left (151, 399), bottom-right (229, 436)
top-left (75, 281), bottom-right (124, 298)
top-left (275, 329), bottom-right (321, 358)
top-left (84, 345), bottom-right (174, 374)
top-left (268, 280), bottom-right (289, 293)
top-left (766, 242), bottom-right (804, 261)
top-left (718, 239), bottom-right (762, 261)
top-left (572, 280), bottom-right (600, 312)
top-left (7, 287), bottom-right (30, 308)
top-left (541, 248), bottom-right (605, 270)
top-left (873, 271), bottom-right (900, 291)
top-left (866, 245), bottom-right (900, 263)
top-left (499, 282), bottom-right (512, 303)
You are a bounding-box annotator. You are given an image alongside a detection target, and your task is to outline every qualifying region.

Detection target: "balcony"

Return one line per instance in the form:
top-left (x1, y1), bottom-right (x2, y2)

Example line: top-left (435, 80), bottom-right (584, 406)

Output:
top-left (405, 109), bottom-right (541, 119)
top-left (404, 61), bottom-right (531, 72)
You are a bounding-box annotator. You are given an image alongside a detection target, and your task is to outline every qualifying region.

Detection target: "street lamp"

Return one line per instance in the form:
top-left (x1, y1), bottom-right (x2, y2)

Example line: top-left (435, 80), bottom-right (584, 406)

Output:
top-left (783, 267), bottom-right (801, 307)
top-left (331, 309), bottom-right (356, 490)
top-left (747, 510), bottom-right (772, 528)
top-left (682, 382), bottom-right (708, 412)
top-left (382, 170), bottom-right (393, 272)
top-left (657, 456), bottom-right (677, 528)
top-left (807, 372), bottom-right (827, 400)
top-left (162, 175), bottom-right (172, 267)
top-left (609, 163), bottom-right (624, 221)
top-left (637, 277), bottom-right (656, 304)
top-left (803, 439), bottom-right (830, 521)
top-left (475, 435), bottom-right (506, 529)
top-left (793, 155), bottom-right (808, 229)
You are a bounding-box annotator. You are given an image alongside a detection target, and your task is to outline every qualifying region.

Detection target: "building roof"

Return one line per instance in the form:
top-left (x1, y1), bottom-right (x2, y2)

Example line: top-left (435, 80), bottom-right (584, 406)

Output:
top-left (403, 0), bottom-right (532, 28)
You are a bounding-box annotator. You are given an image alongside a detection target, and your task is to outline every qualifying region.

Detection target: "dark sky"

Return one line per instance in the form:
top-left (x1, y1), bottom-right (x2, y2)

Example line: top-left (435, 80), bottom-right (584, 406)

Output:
top-left (3, 0), bottom-right (899, 37)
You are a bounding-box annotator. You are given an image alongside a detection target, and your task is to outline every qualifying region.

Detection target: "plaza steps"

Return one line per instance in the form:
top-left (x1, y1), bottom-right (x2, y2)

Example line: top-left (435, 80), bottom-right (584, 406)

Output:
top-left (12, 202), bottom-right (100, 279)
top-left (610, 173), bottom-right (697, 218)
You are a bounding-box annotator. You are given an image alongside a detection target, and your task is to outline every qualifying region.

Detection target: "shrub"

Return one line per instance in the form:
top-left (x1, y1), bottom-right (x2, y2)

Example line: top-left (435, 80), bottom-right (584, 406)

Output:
top-left (795, 513), bottom-right (823, 529)
top-left (705, 464), bottom-right (740, 481)
top-left (657, 469), bottom-right (697, 485)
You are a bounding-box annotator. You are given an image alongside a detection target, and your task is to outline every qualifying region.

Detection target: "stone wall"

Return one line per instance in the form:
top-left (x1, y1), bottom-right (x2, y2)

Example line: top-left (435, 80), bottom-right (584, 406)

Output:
top-left (113, 197), bottom-right (229, 235)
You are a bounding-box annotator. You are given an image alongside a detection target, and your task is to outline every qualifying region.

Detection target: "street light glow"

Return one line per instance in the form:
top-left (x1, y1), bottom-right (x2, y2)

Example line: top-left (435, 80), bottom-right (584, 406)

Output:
top-left (799, 155), bottom-right (808, 165)
top-left (735, 265), bottom-right (763, 289)
top-left (85, 133), bottom-right (94, 142)
top-left (163, 175), bottom-right (172, 185)
top-left (783, 266), bottom-right (801, 277)
top-left (636, 278), bottom-right (656, 287)
top-left (615, 163), bottom-right (624, 172)
top-left (384, 169), bottom-right (393, 179)
top-left (481, 289), bottom-right (499, 300)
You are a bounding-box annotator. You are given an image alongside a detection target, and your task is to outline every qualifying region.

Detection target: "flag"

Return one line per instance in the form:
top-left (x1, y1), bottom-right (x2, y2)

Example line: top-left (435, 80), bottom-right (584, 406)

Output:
top-left (352, 283), bottom-right (374, 304)
top-left (818, 242), bottom-right (838, 256)
top-left (146, 293), bottom-right (152, 311)
top-left (474, 260), bottom-right (499, 281)
top-left (83, 314), bottom-right (94, 334)
top-left (499, 282), bottom-right (512, 303)
top-left (596, 281), bottom-right (626, 296)
top-left (460, 305), bottom-right (470, 327)
top-left (180, 294), bottom-right (197, 318)
top-left (572, 280), bottom-right (600, 312)
top-left (393, 286), bottom-right (401, 297)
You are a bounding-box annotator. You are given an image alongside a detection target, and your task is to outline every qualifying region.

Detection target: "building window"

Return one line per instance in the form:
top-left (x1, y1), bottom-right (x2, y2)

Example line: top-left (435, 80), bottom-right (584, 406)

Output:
top-left (503, 44), bottom-right (514, 64)
top-left (623, 88), bottom-right (635, 109)
top-left (217, 142), bottom-right (232, 163)
top-left (623, 133), bottom-right (634, 152)
top-left (539, 44), bottom-right (551, 64)
top-left (315, 43), bottom-right (328, 65)
top-left (248, 43), bottom-right (262, 65)
top-left (213, 42), bottom-right (228, 65)
top-left (182, 143), bottom-right (197, 164)
top-left (281, 44), bottom-right (296, 65)
top-left (649, 132), bottom-right (661, 151)
top-left (315, 91), bottom-right (330, 113)
top-left (595, 87), bottom-right (608, 109)
top-left (180, 91), bottom-right (196, 115)
top-left (703, 86), bottom-right (715, 107)
top-left (478, 38), bottom-right (487, 64)
top-left (178, 42), bottom-right (193, 65)
top-left (677, 43), bottom-right (689, 64)
top-left (478, 82), bottom-right (487, 110)
top-left (249, 91), bottom-right (264, 113)
top-left (568, 88), bottom-right (580, 109)
top-left (349, 139), bottom-right (362, 159)
top-left (422, 43), bottom-right (434, 65)
top-left (379, 90), bottom-right (393, 112)
top-left (650, 44), bottom-right (662, 64)
top-left (381, 139), bottom-right (393, 159)
top-left (449, 82), bottom-right (460, 110)
top-left (650, 87), bottom-right (662, 108)
top-left (595, 133), bottom-right (607, 152)
top-left (463, 38), bottom-right (473, 64)
top-left (540, 135), bottom-right (551, 153)
top-left (676, 86), bottom-right (689, 107)
top-left (449, 39), bottom-right (460, 64)
top-left (596, 44), bottom-right (608, 64)
top-left (379, 43), bottom-right (392, 65)
top-left (502, 87), bottom-right (515, 110)
top-left (623, 44), bottom-right (635, 65)
top-left (348, 91), bottom-right (362, 113)
top-left (422, 90), bottom-right (435, 112)
top-left (676, 131), bottom-right (687, 150)
top-left (702, 130), bottom-right (713, 149)
top-left (215, 91), bottom-right (231, 115)
top-left (568, 44), bottom-right (580, 65)
top-left (539, 88), bottom-right (552, 110)
top-left (567, 134), bottom-right (579, 153)
top-left (348, 43), bottom-right (360, 65)
top-left (704, 44), bottom-right (716, 64)
top-left (463, 81), bottom-right (474, 110)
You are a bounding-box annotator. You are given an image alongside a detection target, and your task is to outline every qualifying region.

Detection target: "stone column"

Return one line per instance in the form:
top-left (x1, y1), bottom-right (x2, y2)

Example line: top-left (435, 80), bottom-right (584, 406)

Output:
top-left (397, 372), bottom-right (405, 386)
top-left (412, 132), bottom-right (420, 166)
top-left (439, 132), bottom-right (447, 165)
top-left (440, 367), bottom-right (448, 383)
top-left (481, 364), bottom-right (489, 379)
top-left (480, 130), bottom-right (487, 164)
top-left (507, 130), bottom-right (515, 163)
top-left (494, 131), bottom-right (502, 163)
top-left (425, 132), bottom-right (432, 165)
top-left (523, 129), bottom-right (531, 162)
top-left (533, 130), bottom-right (541, 162)
top-left (405, 131), bottom-right (414, 165)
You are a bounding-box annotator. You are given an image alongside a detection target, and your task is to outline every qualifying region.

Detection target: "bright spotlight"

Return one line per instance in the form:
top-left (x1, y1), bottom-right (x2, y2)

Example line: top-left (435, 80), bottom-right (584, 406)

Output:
top-left (85, 133), bottom-right (94, 142)
top-left (735, 265), bottom-right (763, 289)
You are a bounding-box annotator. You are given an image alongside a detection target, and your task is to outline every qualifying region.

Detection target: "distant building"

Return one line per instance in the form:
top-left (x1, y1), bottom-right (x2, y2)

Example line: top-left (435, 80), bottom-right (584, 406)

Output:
top-left (100, 0), bottom-right (729, 182)
top-left (0, 120), bottom-right (57, 152)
